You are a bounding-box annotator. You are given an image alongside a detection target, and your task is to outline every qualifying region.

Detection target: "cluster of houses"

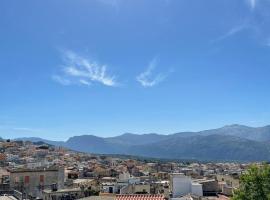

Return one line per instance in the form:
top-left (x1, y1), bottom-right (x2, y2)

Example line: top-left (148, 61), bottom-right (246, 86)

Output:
top-left (0, 139), bottom-right (248, 200)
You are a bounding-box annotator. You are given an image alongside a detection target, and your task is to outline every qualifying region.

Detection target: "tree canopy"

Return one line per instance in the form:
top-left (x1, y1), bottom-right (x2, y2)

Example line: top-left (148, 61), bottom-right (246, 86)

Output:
top-left (233, 164), bottom-right (270, 200)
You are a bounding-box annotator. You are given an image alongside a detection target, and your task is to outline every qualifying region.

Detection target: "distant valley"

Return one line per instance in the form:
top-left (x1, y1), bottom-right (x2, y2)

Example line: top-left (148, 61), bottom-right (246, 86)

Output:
top-left (15, 124), bottom-right (270, 162)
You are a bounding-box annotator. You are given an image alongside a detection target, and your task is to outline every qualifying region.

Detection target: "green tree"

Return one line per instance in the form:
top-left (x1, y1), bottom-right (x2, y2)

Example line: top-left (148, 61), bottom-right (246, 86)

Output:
top-left (232, 164), bottom-right (270, 200)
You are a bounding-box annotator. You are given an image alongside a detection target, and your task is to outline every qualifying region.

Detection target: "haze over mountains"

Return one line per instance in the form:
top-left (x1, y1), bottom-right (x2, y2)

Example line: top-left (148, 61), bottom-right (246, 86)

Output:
top-left (16, 124), bottom-right (270, 162)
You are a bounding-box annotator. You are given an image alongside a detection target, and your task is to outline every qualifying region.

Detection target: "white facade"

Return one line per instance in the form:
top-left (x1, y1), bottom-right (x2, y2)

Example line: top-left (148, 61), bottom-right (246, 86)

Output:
top-left (170, 173), bottom-right (202, 198)
top-left (119, 172), bottom-right (131, 181)
top-left (101, 182), bottom-right (118, 193)
top-left (119, 172), bottom-right (140, 184)
top-left (191, 183), bottom-right (203, 196)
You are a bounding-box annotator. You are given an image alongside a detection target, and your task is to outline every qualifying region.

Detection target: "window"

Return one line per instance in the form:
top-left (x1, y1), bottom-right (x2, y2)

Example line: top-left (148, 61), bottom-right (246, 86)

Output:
top-left (15, 177), bottom-right (19, 183)
top-left (25, 176), bottom-right (30, 184)
top-left (40, 175), bottom-right (44, 183)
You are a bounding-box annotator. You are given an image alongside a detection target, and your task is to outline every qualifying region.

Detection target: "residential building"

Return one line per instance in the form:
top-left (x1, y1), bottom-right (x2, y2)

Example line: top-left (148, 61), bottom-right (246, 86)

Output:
top-left (8, 167), bottom-right (64, 199)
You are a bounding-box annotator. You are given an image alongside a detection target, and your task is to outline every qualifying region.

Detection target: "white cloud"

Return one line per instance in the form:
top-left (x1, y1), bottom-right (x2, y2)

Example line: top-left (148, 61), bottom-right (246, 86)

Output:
top-left (248, 0), bottom-right (257, 10)
top-left (79, 79), bottom-right (91, 86)
top-left (224, 25), bottom-right (246, 37)
top-left (136, 58), bottom-right (168, 87)
top-left (53, 50), bottom-right (117, 87)
top-left (52, 75), bottom-right (71, 86)
top-left (213, 24), bottom-right (247, 42)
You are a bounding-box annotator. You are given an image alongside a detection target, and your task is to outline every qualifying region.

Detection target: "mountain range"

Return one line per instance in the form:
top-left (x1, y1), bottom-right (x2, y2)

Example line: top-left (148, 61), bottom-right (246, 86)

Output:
top-left (15, 124), bottom-right (270, 162)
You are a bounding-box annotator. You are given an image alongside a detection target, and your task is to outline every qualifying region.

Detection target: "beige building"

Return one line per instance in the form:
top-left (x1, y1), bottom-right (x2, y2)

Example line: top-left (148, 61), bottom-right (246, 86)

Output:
top-left (216, 175), bottom-right (239, 188)
top-left (8, 167), bottom-right (64, 199)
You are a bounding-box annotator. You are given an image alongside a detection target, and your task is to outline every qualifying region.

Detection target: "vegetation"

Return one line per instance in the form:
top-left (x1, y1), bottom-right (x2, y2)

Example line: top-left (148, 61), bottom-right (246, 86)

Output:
top-left (232, 164), bottom-right (270, 200)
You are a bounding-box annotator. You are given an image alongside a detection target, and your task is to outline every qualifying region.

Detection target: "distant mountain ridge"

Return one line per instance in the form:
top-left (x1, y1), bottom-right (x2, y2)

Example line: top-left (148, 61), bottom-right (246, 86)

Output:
top-left (15, 137), bottom-right (65, 147)
top-left (15, 124), bottom-right (270, 162)
top-left (173, 124), bottom-right (270, 141)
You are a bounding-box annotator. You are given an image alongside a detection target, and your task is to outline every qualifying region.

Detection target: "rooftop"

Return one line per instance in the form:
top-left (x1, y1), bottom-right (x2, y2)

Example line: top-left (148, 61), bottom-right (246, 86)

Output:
top-left (0, 196), bottom-right (17, 200)
top-left (79, 197), bottom-right (115, 200)
top-left (8, 166), bottom-right (60, 173)
top-left (43, 188), bottom-right (82, 194)
top-left (116, 195), bottom-right (165, 200)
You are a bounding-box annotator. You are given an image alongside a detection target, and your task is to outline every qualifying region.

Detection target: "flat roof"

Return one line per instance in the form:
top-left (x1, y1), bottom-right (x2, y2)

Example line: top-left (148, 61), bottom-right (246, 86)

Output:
top-left (43, 188), bottom-right (82, 194)
top-left (0, 196), bottom-right (17, 200)
top-left (8, 167), bottom-right (60, 173)
top-left (73, 179), bottom-right (95, 184)
top-left (79, 196), bottom-right (115, 200)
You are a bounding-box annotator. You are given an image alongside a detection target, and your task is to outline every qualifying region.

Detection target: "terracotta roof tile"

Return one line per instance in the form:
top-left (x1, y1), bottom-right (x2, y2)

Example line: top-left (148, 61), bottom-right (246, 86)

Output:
top-left (116, 194), bottom-right (165, 200)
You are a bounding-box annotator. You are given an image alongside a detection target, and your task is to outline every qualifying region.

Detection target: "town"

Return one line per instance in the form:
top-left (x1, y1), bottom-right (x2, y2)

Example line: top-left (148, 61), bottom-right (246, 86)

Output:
top-left (0, 139), bottom-right (250, 200)
top-left (1, 0), bottom-right (269, 199)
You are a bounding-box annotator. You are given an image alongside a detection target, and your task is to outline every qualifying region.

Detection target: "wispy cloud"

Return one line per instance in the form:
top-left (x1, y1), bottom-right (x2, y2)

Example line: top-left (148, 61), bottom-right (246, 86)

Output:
top-left (79, 79), bottom-right (91, 86)
top-left (136, 58), bottom-right (168, 87)
top-left (248, 0), bottom-right (257, 10)
top-left (53, 50), bottom-right (117, 87)
top-left (52, 75), bottom-right (71, 86)
top-left (213, 24), bottom-right (247, 42)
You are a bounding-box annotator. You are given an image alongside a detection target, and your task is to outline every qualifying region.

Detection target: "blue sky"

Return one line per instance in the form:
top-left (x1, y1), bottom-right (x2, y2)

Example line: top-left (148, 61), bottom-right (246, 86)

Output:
top-left (1, 0), bottom-right (270, 140)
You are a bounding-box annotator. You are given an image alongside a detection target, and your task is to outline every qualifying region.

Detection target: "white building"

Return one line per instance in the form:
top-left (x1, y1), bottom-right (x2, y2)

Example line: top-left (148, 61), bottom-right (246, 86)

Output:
top-left (101, 182), bottom-right (118, 193)
top-left (170, 173), bottom-right (203, 198)
top-left (118, 172), bottom-right (140, 184)
top-left (191, 183), bottom-right (203, 196)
